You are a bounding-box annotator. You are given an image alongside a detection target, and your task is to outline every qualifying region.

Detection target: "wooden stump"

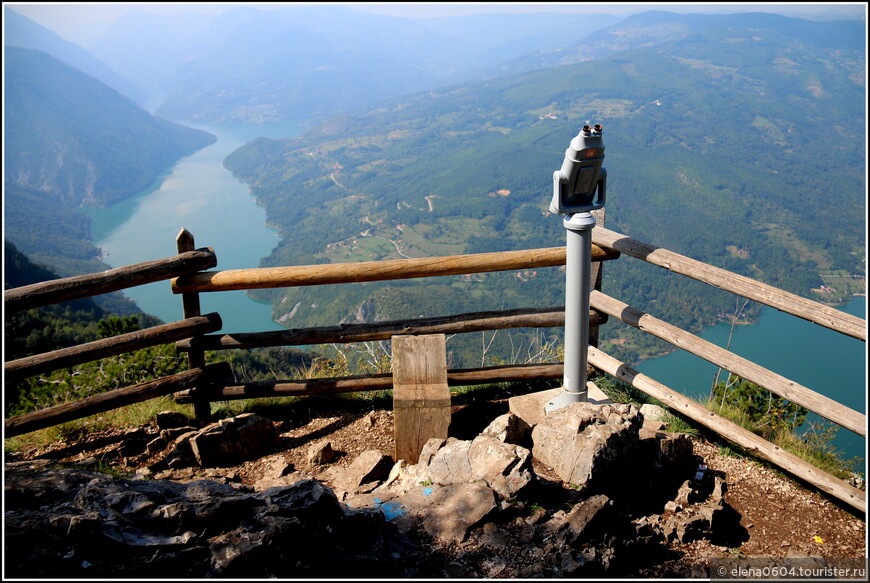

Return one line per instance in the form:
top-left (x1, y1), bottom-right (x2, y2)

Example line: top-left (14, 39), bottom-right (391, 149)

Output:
top-left (392, 334), bottom-right (451, 464)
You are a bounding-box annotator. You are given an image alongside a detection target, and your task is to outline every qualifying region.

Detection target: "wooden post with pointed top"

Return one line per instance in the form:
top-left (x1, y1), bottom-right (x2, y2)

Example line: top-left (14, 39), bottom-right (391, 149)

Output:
top-left (176, 228), bottom-right (212, 421)
top-left (392, 334), bottom-right (451, 464)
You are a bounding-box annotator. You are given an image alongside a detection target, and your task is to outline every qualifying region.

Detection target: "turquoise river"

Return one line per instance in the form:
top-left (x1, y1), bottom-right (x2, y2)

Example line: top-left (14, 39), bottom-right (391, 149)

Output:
top-left (88, 122), bottom-right (302, 333)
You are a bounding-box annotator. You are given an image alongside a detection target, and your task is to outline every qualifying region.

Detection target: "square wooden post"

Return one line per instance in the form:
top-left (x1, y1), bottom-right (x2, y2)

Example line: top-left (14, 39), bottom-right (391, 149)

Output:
top-left (392, 334), bottom-right (451, 464)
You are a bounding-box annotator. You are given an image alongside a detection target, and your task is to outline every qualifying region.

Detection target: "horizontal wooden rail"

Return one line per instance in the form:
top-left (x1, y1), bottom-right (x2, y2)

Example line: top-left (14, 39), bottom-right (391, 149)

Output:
top-left (176, 307), bottom-right (606, 351)
top-left (179, 373), bottom-right (393, 402)
top-left (592, 226), bottom-right (866, 341)
top-left (590, 291), bottom-right (866, 437)
top-left (5, 248), bottom-right (217, 313)
top-left (171, 245), bottom-right (619, 294)
top-left (586, 346), bottom-right (865, 513)
top-left (447, 363), bottom-right (564, 385)
top-left (4, 362), bottom-right (232, 438)
top-left (5, 313), bottom-right (223, 381)
top-left (174, 363), bottom-right (564, 403)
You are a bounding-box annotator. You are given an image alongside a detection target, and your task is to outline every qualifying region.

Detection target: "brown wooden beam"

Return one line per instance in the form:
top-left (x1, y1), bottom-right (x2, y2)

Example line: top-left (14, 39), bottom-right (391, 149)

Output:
top-left (392, 334), bottom-right (451, 464)
top-left (590, 290), bottom-right (866, 437)
top-left (175, 229), bottom-right (212, 422)
top-left (5, 248), bottom-right (217, 313)
top-left (593, 226), bottom-right (866, 341)
top-left (172, 245), bottom-right (619, 294)
top-left (174, 363), bottom-right (564, 403)
top-left (176, 307), bottom-right (607, 350)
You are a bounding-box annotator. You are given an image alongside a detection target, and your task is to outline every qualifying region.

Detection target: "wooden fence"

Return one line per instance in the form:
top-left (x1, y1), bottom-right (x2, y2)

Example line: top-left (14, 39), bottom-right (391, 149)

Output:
top-left (4, 226), bottom-right (866, 512)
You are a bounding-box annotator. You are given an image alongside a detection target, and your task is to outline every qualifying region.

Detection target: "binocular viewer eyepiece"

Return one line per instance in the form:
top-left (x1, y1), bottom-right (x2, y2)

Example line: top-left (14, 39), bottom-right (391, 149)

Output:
top-left (549, 124), bottom-right (606, 215)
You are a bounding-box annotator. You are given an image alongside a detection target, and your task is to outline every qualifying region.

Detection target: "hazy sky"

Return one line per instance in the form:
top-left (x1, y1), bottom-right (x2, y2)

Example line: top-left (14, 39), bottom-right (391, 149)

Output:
top-left (6, 2), bottom-right (866, 47)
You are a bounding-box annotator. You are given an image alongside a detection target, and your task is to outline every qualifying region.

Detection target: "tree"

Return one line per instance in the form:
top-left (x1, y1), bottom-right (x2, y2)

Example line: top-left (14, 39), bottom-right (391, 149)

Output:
top-left (97, 315), bottom-right (141, 338)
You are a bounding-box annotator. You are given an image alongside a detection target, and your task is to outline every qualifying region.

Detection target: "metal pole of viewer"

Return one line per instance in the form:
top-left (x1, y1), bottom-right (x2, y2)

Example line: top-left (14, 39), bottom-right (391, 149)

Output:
top-left (546, 211), bottom-right (596, 411)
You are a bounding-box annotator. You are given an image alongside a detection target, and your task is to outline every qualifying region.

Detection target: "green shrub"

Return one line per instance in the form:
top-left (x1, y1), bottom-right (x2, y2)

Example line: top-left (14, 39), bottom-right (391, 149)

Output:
top-left (710, 375), bottom-right (807, 439)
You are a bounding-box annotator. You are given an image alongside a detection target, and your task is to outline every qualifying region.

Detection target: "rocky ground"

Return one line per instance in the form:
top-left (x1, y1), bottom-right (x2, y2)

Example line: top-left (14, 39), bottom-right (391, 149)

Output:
top-left (4, 391), bottom-right (866, 578)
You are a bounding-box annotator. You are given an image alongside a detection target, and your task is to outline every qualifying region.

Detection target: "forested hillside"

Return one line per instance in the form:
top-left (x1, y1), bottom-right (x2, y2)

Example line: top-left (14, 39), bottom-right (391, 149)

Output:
top-left (4, 47), bottom-right (215, 208)
top-left (224, 12), bottom-right (865, 366)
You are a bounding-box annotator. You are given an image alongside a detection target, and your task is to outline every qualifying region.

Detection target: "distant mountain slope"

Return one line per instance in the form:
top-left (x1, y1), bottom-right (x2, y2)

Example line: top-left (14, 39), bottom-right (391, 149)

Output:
top-left (3, 241), bottom-right (70, 291)
top-left (494, 10), bottom-right (866, 74)
top-left (84, 8), bottom-right (217, 97)
top-left (402, 11), bottom-right (620, 80)
top-left (4, 181), bottom-right (99, 270)
top-left (89, 5), bottom-right (617, 124)
top-left (3, 7), bottom-right (147, 104)
top-left (4, 46), bottom-right (216, 207)
top-left (224, 12), bottom-right (865, 365)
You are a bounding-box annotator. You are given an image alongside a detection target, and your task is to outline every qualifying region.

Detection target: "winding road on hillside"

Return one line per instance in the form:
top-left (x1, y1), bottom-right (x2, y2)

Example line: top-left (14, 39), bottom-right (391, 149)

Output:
top-left (328, 159), bottom-right (415, 260)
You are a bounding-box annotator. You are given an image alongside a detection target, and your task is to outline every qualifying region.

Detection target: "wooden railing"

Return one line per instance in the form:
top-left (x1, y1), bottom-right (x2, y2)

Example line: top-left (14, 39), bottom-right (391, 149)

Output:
top-left (3, 226), bottom-right (865, 512)
top-left (592, 227), bottom-right (865, 341)
top-left (4, 242), bottom-right (231, 436)
top-left (5, 247), bottom-right (217, 312)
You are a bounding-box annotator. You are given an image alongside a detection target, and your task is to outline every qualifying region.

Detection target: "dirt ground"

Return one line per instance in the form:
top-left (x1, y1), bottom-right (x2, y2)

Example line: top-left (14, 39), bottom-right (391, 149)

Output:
top-left (5, 395), bottom-right (866, 577)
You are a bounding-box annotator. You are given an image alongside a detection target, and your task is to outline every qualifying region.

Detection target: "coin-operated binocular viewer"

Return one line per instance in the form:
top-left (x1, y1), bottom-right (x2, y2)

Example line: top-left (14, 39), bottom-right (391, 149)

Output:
top-left (547, 124), bottom-right (606, 412)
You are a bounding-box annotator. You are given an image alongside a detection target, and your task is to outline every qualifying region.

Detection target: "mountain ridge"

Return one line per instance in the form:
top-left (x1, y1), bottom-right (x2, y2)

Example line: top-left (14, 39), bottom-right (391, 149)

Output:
top-left (86, 5), bottom-right (618, 125)
top-left (491, 10), bottom-right (865, 74)
top-left (3, 7), bottom-right (147, 104)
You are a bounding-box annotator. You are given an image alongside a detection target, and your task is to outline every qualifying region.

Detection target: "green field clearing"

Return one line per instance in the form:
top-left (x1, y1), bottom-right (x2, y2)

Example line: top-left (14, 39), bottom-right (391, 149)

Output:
top-left (762, 223), bottom-right (831, 269)
top-left (819, 271), bottom-right (865, 296)
top-left (568, 98), bottom-right (636, 117)
top-left (406, 218), bottom-right (489, 256)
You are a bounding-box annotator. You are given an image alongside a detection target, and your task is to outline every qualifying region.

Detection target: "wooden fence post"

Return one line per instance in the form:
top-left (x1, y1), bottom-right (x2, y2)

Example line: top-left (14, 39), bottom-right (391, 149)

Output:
top-left (589, 208), bottom-right (607, 349)
top-left (392, 334), bottom-right (451, 464)
top-left (176, 228), bottom-right (212, 422)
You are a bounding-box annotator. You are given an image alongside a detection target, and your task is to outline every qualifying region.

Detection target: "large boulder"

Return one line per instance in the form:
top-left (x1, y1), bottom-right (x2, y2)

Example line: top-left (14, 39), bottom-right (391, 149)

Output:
top-left (151, 413), bottom-right (281, 470)
top-left (425, 434), bottom-right (535, 501)
top-left (4, 463), bottom-right (419, 578)
top-left (420, 481), bottom-right (498, 543)
top-left (481, 412), bottom-right (532, 447)
top-left (536, 493), bottom-right (613, 547)
top-left (531, 402), bottom-right (642, 490)
top-left (190, 413), bottom-right (281, 467)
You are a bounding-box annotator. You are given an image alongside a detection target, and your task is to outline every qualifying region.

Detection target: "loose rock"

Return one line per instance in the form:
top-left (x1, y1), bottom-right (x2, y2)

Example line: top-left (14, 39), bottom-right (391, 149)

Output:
top-left (307, 441), bottom-right (336, 465)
